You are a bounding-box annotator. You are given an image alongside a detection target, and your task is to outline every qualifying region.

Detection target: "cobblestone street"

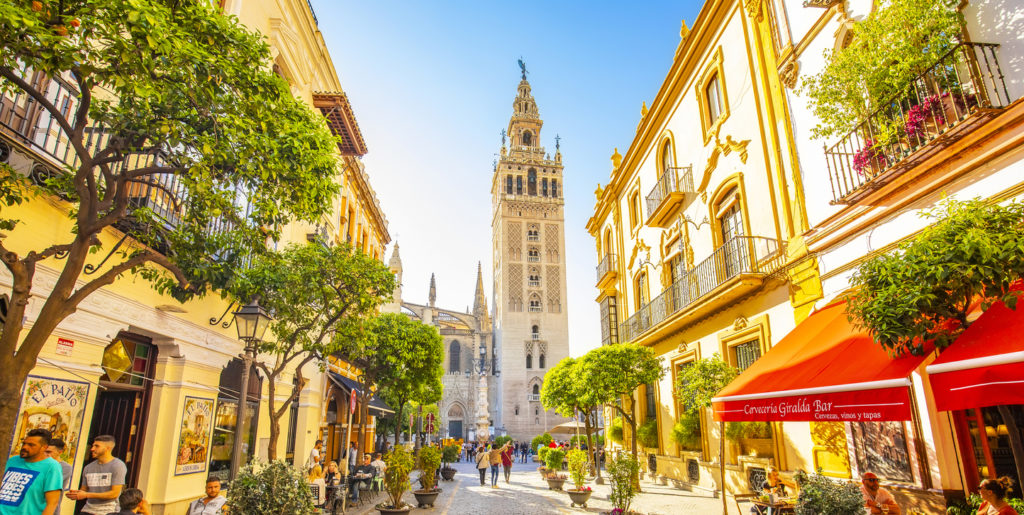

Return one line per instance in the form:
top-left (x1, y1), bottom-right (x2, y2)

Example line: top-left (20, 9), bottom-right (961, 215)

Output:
top-left (342, 456), bottom-right (738, 515)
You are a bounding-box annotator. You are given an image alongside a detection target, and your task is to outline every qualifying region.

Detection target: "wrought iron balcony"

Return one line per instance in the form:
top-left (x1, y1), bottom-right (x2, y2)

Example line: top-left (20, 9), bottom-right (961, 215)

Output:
top-left (824, 42), bottom-right (1015, 204)
top-left (645, 166), bottom-right (694, 228)
top-left (596, 253), bottom-right (618, 289)
top-left (619, 236), bottom-right (785, 343)
top-left (526, 394), bottom-right (541, 402)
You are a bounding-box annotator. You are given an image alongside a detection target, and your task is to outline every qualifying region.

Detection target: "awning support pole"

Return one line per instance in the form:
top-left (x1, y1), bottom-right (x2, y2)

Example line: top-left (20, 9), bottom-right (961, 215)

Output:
top-left (720, 420), bottom-right (728, 515)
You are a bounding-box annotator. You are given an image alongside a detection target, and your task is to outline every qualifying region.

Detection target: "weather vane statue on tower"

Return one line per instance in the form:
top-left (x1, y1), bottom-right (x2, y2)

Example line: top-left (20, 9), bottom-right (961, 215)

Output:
top-left (517, 57), bottom-right (527, 80)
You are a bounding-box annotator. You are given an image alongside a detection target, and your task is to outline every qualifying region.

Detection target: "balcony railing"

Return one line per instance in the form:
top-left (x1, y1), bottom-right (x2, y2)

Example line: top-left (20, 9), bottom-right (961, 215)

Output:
top-left (619, 236), bottom-right (784, 343)
top-left (596, 254), bottom-right (618, 286)
top-left (824, 42), bottom-right (1014, 204)
top-left (526, 394), bottom-right (541, 402)
top-left (645, 166), bottom-right (694, 227)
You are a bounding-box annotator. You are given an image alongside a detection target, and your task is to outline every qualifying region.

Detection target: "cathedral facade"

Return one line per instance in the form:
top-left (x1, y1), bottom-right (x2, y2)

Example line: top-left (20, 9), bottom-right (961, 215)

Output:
top-left (491, 71), bottom-right (570, 440)
top-left (385, 245), bottom-right (499, 440)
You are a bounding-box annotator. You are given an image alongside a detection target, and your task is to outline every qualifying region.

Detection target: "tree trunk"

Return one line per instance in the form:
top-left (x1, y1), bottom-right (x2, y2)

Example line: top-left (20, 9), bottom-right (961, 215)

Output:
top-left (265, 371), bottom-right (279, 461)
top-left (996, 405), bottom-right (1024, 488)
top-left (583, 408), bottom-right (596, 476)
top-left (0, 382), bottom-right (24, 471)
top-left (394, 401), bottom-right (408, 449)
top-left (357, 391), bottom-right (372, 459)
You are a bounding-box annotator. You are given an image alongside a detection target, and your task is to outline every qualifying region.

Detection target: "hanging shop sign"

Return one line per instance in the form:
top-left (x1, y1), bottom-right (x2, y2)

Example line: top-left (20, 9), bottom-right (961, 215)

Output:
top-left (175, 396), bottom-right (215, 475)
top-left (10, 376), bottom-right (90, 467)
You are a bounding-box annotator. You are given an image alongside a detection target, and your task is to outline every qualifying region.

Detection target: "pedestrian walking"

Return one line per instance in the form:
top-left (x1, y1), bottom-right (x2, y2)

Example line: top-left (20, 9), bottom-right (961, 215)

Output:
top-left (488, 444), bottom-right (504, 488)
top-left (346, 441), bottom-right (358, 474)
top-left (44, 438), bottom-right (72, 515)
top-left (67, 435), bottom-right (127, 515)
top-left (475, 445), bottom-right (489, 486)
top-left (0, 428), bottom-right (63, 515)
top-left (500, 442), bottom-right (513, 483)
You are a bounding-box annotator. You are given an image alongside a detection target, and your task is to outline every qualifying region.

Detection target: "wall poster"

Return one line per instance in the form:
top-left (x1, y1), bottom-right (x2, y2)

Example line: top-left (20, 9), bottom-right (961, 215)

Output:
top-left (175, 396), bottom-right (214, 475)
top-left (10, 375), bottom-right (90, 467)
top-left (850, 421), bottom-right (914, 482)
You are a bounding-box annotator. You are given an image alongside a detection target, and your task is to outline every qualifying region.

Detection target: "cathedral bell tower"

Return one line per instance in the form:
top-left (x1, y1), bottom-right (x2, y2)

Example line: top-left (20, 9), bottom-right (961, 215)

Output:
top-left (491, 62), bottom-right (569, 439)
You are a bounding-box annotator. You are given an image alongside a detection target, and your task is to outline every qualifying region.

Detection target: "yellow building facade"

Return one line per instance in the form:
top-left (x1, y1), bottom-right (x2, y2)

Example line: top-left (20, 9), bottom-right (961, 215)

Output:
top-left (586, 0), bottom-right (827, 500)
top-left (0, 1), bottom-right (390, 513)
top-left (591, 0), bottom-right (1024, 512)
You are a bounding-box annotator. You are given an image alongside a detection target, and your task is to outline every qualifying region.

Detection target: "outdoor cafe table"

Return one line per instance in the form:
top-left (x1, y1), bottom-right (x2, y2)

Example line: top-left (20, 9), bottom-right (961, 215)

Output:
top-left (751, 498), bottom-right (796, 514)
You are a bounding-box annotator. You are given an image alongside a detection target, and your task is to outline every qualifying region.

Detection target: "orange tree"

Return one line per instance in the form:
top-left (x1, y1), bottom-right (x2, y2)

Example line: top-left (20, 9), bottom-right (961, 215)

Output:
top-left (0, 0), bottom-right (340, 466)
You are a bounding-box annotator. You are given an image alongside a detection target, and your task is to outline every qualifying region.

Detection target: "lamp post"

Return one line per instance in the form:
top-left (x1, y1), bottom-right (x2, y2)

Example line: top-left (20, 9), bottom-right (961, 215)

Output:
top-left (228, 299), bottom-right (272, 480)
top-left (475, 344), bottom-right (490, 443)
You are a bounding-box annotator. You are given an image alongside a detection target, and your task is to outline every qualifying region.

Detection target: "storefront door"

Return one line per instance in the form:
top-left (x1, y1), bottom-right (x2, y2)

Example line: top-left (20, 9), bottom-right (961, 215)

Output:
top-left (87, 335), bottom-right (156, 487)
top-left (954, 405), bottom-right (1024, 496)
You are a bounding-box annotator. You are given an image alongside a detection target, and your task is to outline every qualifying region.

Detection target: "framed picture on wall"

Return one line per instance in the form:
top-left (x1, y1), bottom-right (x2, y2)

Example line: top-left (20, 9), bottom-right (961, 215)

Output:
top-left (850, 421), bottom-right (914, 482)
top-left (175, 396), bottom-right (214, 475)
top-left (11, 376), bottom-right (90, 468)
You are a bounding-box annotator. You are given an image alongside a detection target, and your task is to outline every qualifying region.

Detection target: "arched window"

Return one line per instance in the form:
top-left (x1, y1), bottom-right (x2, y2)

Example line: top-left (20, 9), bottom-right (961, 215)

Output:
top-left (449, 341), bottom-right (461, 373)
top-left (531, 325), bottom-right (540, 340)
top-left (528, 248), bottom-right (540, 263)
top-left (551, 179), bottom-right (558, 198)
top-left (706, 74), bottom-right (723, 122)
top-left (539, 354), bottom-right (546, 368)
top-left (516, 176), bottom-right (523, 195)
top-left (542, 178), bottom-right (548, 196)
top-left (526, 354), bottom-right (533, 369)
top-left (522, 130), bottom-right (533, 146)
top-left (532, 384), bottom-right (540, 395)
top-left (528, 268), bottom-right (540, 287)
top-left (515, 406), bottom-right (520, 416)
top-left (527, 227), bottom-right (540, 241)
top-left (529, 294), bottom-right (542, 312)
top-left (661, 140), bottom-right (673, 177)
top-left (506, 175), bottom-right (513, 194)
top-left (528, 169), bottom-right (537, 196)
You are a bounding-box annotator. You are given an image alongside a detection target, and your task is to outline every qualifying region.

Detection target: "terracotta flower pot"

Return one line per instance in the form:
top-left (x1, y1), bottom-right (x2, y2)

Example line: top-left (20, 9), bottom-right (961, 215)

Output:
top-left (546, 477), bottom-right (566, 491)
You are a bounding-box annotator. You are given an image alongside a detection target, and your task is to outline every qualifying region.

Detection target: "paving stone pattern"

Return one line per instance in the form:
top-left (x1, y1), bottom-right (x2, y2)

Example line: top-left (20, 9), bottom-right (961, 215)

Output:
top-left (336, 454), bottom-right (741, 515)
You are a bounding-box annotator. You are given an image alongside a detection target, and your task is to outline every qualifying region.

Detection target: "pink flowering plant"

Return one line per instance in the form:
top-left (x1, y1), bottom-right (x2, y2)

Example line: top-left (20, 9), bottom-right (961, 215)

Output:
top-left (852, 139), bottom-right (887, 175)
top-left (904, 94), bottom-right (944, 139)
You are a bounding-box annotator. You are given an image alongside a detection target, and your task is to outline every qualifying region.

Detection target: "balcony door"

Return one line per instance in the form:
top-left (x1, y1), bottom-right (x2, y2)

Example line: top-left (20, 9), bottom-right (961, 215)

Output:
top-left (718, 194), bottom-right (747, 279)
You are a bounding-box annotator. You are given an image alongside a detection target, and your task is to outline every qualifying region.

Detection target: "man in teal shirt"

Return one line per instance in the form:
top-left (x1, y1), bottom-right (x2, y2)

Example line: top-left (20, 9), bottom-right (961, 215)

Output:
top-left (0, 428), bottom-right (63, 515)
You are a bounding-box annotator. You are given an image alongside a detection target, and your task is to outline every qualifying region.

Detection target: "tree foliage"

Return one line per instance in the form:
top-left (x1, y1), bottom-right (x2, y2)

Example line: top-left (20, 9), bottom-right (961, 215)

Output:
top-left (800, 0), bottom-right (964, 140)
top-left (794, 470), bottom-right (864, 515)
top-left (383, 446), bottom-right (415, 509)
top-left (231, 242), bottom-right (395, 459)
top-left (0, 0), bottom-right (342, 465)
top-left (342, 313), bottom-right (444, 453)
top-left (416, 445), bottom-right (442, 492)
top-left (580, 343), bottom-right (664, 459)
top-left (675, 354), bottom-right (738, 415)
top-left (608, 452), bottom-right (640, 512)
top-left (847, 198), bottom-right (1024, 355)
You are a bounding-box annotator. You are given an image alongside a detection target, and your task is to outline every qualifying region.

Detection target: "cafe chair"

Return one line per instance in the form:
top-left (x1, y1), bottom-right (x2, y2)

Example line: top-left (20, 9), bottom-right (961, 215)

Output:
top-left (734, 492), bottom-right (759, 514)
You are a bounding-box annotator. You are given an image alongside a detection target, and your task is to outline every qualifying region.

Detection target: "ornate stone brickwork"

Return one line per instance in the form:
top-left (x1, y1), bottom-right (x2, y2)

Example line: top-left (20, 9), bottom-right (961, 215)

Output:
top-left (508, 264), bottom-right (523, 311)
top-left (546, 265), bottom-right (560, 313)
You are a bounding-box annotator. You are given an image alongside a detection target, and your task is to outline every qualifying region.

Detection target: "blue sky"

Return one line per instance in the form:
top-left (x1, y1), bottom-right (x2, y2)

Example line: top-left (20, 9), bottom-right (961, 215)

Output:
top-left (313, 0), bottom-right (703, 356)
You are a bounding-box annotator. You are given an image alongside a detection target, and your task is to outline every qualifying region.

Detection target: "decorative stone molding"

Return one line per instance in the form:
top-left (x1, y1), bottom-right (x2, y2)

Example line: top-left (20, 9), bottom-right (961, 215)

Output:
top-left (779, 59), bottom-right (800, 89)
top-left (745, 0), bottom-right (765, 21)
top-left (733, 316), bottom-right (749, 330)
top-left (698, 135), bottom-right (751, 195)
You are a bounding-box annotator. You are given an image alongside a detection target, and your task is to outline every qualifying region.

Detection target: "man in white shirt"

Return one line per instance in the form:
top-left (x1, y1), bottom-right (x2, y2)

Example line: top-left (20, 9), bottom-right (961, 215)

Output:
top-left (308, 440), bottom-right (323, 471)
top-left (187, 477), bottom-right (227, 515)
top-left (66, 435), bottom-right (127, 515)
top-left (860, 472), bottom-right (901, 514)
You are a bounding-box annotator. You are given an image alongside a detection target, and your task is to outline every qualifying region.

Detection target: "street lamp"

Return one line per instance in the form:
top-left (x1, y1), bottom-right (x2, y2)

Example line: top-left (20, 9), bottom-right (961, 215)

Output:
top-left (478, 344), bottom-right (486, 374)
top-left (229, 298), bottom-right (272, 480)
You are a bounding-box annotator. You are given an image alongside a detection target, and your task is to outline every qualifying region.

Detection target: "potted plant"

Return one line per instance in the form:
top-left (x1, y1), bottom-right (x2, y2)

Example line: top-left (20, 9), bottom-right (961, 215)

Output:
top-left (227, 460), bottom-right (316, 514)
top-left (608, 452), bottom-right (640, 514)
top-left (793, 469), bottom-right (864, 515)
top-left (852, 139), bottom-right (888, 176)
top-left (377, 447), bottom-right (414, 514)
top-left (904, 94), bottom-right (945, 141)
top-left (537, 447), bottom-right (550, 478)
top-left (544, 447), bottom-right (567, 490)
top-left (413, 445), bottom-right (442, 508)
top-left (440, 444), bottom-right (459, 481)
top-left (670, 411), bottom-right (701, 452)
top-left (531, 432), bottom-right (553, 462)
top-left (565, 448), bottom-right (593, 507)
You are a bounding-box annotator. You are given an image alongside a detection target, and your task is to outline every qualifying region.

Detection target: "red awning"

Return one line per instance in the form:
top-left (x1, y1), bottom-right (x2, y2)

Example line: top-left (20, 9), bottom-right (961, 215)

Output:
top-left (712, 300), bottom-right (930, 422)
top-left (926, 288), bottom-right (1024, 411)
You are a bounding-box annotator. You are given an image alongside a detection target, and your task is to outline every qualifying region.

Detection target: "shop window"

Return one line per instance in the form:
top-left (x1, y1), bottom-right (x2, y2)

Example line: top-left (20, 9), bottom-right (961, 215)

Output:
top-left (210, 358), bottom-right (262, 480)
top-left (850, 421), bottom-right (914, 482)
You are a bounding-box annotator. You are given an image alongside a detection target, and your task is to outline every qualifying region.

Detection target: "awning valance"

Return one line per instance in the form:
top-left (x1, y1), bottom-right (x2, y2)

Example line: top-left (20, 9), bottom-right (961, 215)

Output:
top-left (926, 286), bottom-right (1024, 411)
top-left (328, 372), bottom-right (394, 416)
top-left (712, 301), bottom-right (929, 422)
